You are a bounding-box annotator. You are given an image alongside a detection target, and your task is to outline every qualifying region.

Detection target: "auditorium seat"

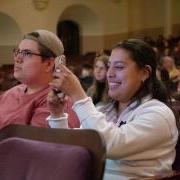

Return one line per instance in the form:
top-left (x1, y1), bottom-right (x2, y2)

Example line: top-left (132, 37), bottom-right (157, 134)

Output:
top-left (0, 124), bottom-right (106, 180)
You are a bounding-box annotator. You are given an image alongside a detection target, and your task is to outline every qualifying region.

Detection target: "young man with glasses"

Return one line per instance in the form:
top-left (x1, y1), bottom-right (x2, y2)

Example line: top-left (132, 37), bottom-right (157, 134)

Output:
top-left (0, 30), bottom-right (80, 129)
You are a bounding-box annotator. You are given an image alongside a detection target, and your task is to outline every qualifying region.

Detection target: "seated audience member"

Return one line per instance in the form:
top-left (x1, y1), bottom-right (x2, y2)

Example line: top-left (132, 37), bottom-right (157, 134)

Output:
top-left (79, 64), bottom-right (94, 91)
top-left (47, 39), bottom-right (178, 180)
top-left (87, 54), bottom-right (110, 107)
top-left (86, 54), bottom-right (118, 124)
top-left (0, 29), bottom-right (79, 129)
top-left (173, 40), bottom-right (180, 67)
top-left (161, 56), bottom-right (180, 93)
top-left (159, 68), bottom-right (172, 95)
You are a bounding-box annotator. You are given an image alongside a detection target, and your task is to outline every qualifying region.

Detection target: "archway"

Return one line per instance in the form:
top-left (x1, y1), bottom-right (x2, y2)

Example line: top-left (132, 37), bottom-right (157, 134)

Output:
top-left (57, 20), bottom-right (80, 56)
top-left (58, 4), bottom-right (102, 54)
top-left (0, 12), bottom-right (21, 45)
top-left (0, 12), bottom-right (22, 64)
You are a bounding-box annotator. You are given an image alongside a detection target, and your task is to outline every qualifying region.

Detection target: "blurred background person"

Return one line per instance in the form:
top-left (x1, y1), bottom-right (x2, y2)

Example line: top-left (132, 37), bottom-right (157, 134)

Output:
top-left (79, 63), bottom-right (94, 92)
top-left (87, 54), bottom-right (110, 107)
top-left (161, 56), bottom-right (180, 93)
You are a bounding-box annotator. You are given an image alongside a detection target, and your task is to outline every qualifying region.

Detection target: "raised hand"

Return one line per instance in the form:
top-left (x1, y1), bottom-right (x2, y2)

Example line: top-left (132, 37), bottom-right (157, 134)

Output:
top-left (47, 90), bottom-right (67, 118)
top-left (49, 64), bottom-right (87, 103)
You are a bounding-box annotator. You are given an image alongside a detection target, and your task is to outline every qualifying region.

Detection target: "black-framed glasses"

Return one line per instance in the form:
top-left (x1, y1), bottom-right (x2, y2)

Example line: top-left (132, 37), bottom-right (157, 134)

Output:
top-left (13, 48), bottom-right (44, 58)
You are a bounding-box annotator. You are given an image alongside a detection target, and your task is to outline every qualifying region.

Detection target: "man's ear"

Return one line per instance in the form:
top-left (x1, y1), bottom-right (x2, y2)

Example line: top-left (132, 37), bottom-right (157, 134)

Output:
top-left (44, 58), bottom-right (55, 73)
top-left (142, 65), bottom-right (152, 82)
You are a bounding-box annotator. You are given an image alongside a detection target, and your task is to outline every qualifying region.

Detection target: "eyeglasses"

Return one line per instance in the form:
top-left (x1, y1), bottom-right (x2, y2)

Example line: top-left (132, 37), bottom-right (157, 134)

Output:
top-left (13, 48), bottom-right (44, 58)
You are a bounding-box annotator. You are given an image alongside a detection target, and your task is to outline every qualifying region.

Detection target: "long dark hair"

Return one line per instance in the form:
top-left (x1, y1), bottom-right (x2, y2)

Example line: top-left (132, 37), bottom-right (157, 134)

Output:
top-left (112, 39), bottom-right (170, 105)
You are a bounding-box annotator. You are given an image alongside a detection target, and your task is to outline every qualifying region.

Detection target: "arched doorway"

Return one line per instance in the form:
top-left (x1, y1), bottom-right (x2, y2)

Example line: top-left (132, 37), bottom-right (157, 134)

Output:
top-left (58, 4), bottom-right (102, 54)
top-left (0, 12), bottom-right (21, 64)
top-left (57, 20), bottom-right (80, 56)
top-left (0, 12), bottom-right (21, 45)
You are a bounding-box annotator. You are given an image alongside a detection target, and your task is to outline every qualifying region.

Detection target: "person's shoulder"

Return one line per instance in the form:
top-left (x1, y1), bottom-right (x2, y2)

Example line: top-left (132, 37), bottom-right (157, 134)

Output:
top-left (0, 84), bottom-right (25, 100)
top-left (142, 98), bottom-right (171, 109)
top-left (3, 84), bottom-right (24, 93)
top-left (137, 98), bottom-right (175, 120)
top-left (140, 98), bottom-right (172, 111)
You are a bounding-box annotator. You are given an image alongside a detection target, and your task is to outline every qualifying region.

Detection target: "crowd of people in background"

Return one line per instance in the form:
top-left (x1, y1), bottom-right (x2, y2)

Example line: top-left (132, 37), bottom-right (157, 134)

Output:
top-left (78, 35), bottom-right (180, 102)
top-left (143, 35), bottom-right (180, 99)
top-left (0, 34), bottom-right (180, 103)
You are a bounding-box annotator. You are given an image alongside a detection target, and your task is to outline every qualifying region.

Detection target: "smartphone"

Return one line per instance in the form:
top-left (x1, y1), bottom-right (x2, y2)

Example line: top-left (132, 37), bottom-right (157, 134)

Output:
top-left (55, 55), bottom-right (66, 71)
top-left (53, 55), bottom-right (66, 97)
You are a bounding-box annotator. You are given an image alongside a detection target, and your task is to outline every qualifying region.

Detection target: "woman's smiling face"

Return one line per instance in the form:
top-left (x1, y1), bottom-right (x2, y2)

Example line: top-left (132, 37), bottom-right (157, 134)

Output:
top-left (107, 48), bottom-right (145, 103)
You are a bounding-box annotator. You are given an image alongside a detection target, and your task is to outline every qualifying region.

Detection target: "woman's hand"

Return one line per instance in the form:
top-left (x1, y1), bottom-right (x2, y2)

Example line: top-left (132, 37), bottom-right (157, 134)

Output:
top-left (49, 64), bottom-right (87, 103)
top-left (47, 90), bottom-right (66, 118)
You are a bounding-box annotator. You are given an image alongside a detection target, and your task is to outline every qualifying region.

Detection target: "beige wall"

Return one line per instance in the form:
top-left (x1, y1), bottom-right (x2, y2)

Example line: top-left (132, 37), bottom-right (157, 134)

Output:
top-left (172, 0), bottom-right (180, 24)
top-left (0, 45), bottom-right (14, 65)
top-left (0, 0), bottom-right (180, 64)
